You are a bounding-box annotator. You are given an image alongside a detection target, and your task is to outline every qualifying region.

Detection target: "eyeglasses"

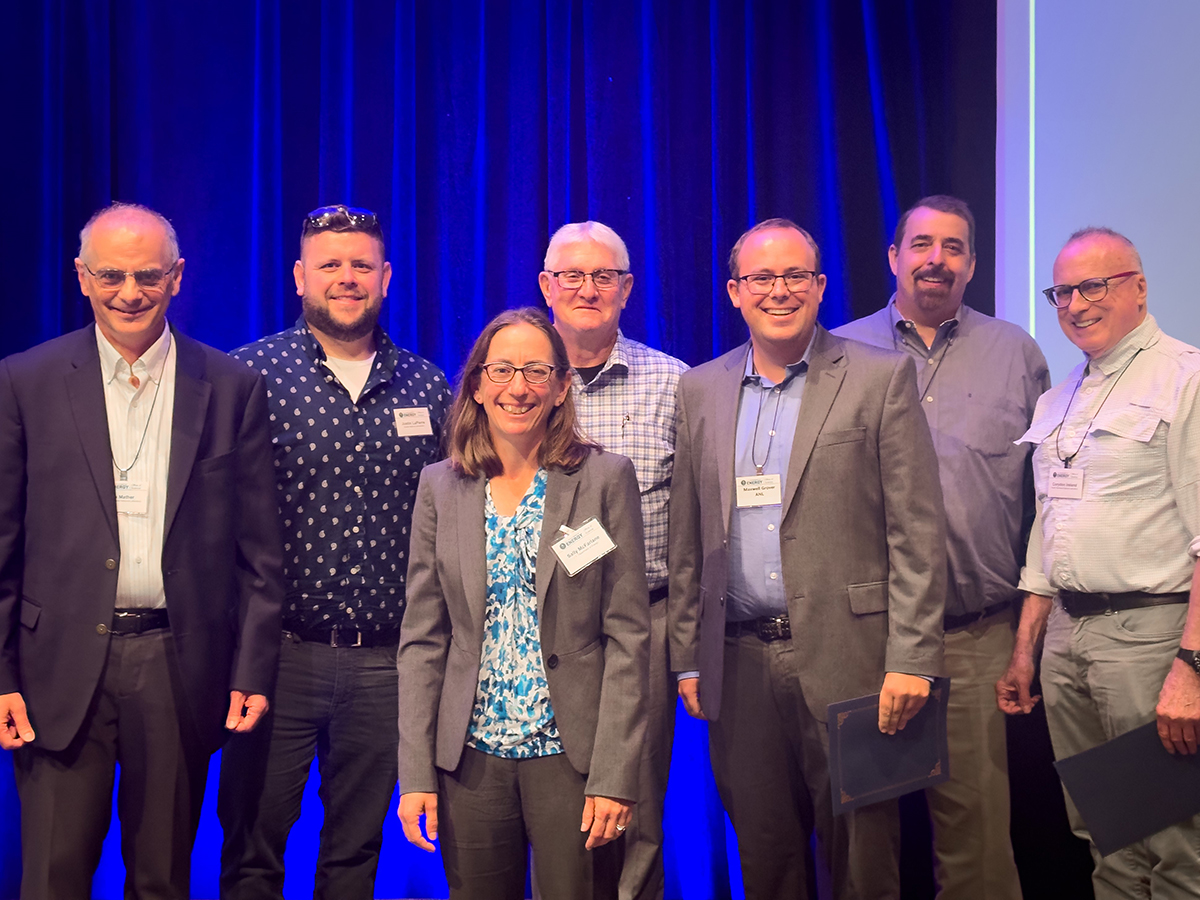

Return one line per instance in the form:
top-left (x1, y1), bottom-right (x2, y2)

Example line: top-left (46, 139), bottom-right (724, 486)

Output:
top-left (82, 261), bottom-right (179, 291)
top-left (545, 269), bottom-right (628, 290)
top-left (736, 271), bottom-right (819, 295)
top-left (479, 363), bottom-right (556, 385)
top-left (1042, 271), bottom-right (1138, 309)
top-left (303, 205), bottom-right (383, 238)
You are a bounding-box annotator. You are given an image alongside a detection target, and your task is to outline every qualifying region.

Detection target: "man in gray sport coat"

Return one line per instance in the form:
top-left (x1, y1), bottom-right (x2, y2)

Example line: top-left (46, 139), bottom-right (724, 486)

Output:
top-left (668, 218), bottom-right (946, 899)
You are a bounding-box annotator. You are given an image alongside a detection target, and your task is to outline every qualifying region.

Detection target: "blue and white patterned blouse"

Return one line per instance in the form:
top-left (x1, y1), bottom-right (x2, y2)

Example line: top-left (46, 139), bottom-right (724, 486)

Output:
top-left (466, 468), bottom-right (564, 758)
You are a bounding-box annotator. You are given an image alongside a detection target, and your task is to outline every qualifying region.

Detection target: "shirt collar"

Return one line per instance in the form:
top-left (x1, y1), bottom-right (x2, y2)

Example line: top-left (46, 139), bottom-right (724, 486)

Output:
top-left (741, 335), bottom-right (814, 388)
top-left (573, 330), bottom-right (629, 388)
top-left (96, 322), bottom-right (172, 385)
top-left (292, 314), bottom-right (400, 380)
top-left (888, 294), bottom-right (965, 344)
top-left (1088, 313), bottom-right (1160, 376)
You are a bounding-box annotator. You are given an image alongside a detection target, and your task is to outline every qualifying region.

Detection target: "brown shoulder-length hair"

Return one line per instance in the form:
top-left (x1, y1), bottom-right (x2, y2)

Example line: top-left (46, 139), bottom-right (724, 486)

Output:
top-left (447, 307), bottom-right (600, 478)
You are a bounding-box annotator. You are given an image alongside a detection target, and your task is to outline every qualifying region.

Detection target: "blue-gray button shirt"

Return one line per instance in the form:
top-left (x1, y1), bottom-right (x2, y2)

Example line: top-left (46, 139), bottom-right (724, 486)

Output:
top-left (727, 343), bottom-right (812, 621)
top-left (834, 299), bottom-right (1050, 618)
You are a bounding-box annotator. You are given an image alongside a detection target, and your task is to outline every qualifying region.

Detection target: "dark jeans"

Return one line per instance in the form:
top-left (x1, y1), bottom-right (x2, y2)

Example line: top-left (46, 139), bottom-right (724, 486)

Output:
top-left (217, 633), bottom-right (400, 900)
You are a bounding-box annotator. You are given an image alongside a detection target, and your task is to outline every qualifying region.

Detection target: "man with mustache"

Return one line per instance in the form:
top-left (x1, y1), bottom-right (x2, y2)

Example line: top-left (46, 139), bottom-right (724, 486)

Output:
top-left (835, 195), bottom-right (1049, 899)
top-left (218, 205), bottom-right (452, 899)
top-left (998, 227), bottom-right (1200, 898)
top-left (0, 202), bottom-right (283, 897)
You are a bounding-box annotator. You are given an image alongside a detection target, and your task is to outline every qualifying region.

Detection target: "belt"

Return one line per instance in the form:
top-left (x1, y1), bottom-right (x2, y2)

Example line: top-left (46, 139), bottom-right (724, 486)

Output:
top-left (109, 608), bottom-right (170, 635)
top-left (285, 623), bottom-right (401, 648)
top-left (1058, 589), bottom-right (1189, 618)
top-left (944, 601), bottom-right (1012, 631)
top-left (726, 614), bottom-right (791, 642)
top-left (648, 586), bottom-right (669, 605)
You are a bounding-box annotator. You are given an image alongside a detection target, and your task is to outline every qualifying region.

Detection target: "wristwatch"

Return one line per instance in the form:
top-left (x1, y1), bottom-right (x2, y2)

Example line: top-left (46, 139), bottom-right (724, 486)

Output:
top-left (1178, 648), bottom-right (1200, 676)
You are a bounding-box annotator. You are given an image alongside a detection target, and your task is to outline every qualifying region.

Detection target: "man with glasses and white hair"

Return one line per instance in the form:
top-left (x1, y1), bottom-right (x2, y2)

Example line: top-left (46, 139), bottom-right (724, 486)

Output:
top-left (0, 202), bottom-right (283, 897)
top-left (218, 205), bottom-right (452, 899)
top-left (539, 221), bottom-right (687, 900)
top-left (998, 227), bottom-right (1200, 898)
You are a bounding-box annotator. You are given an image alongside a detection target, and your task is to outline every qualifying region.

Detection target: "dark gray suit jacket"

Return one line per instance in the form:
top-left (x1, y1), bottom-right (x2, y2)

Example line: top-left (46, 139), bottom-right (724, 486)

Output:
top-left (668, 327), bottom-right (947, 720)
top-left (0, 325), bottom-right (284, 753)
top-left (398, 451), bottom-right (650, 801)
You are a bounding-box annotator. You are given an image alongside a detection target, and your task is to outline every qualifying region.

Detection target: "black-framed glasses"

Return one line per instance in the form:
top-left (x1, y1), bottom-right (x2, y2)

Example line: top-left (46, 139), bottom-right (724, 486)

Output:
top-left (736, 271), bottom-right (819, 295)
top-left (479, 362), bottom-right (556, 385)
top-left (82, 260), bottom-right (179, 291)
top-left (303, 205), bottom-right (383, 239)
top-left (1042, 271), bottom-right (1138, 309)
top-left (545, 268), bottom-right (628, 290)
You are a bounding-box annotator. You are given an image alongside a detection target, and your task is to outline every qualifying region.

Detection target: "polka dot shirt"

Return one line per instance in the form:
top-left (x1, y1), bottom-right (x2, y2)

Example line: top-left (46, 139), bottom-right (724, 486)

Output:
top-left (231, 317), bottom-right (451, 634)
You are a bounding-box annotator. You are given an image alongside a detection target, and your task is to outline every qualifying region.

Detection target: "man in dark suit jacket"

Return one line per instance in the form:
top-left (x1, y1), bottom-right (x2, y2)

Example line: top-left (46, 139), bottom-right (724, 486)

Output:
top-left (0, 203), bottom-right (283, 898)
top-left (668, 218), bottom-right (946, 899)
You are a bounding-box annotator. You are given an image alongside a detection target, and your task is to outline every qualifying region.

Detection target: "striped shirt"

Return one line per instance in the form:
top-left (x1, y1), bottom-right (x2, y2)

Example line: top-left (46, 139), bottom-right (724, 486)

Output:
top-left (570, 330), bottom-right (688, 592)
top-left (1018, 314), bottom-right (1200, 597)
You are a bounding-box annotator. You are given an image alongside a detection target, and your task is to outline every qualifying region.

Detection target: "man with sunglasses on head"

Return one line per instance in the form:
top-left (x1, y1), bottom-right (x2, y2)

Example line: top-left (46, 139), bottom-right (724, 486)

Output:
top-left (0, 202), bottom-right (283, 897)
top-left (997, 227), bottom-right (1200, 898)
top-left (834, 196), bottom-right (1049, 900)
top-left (218, 205), bottom-right (451, 900)
top-left (538, 221), bottom-right (687, 900)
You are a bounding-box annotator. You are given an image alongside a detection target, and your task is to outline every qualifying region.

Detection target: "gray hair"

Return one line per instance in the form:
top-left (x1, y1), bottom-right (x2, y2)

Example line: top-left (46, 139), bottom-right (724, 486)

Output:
top-left (79, 202), bottom-right (181, 263)
top-left (544, 221), bottom-right (630, 271)
top-left (1063, 226), bottom-right (1144, 272)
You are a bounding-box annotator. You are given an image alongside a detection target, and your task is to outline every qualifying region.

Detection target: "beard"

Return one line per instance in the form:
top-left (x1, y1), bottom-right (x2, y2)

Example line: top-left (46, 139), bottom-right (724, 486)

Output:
top-left (303, 292), bottom-right (381, 342)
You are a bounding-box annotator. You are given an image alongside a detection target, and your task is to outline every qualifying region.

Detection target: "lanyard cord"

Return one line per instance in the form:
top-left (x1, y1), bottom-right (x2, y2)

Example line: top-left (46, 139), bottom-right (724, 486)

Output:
top-left (112, 337), bottom-right (172, 482)
top-left (1054, 348), bottom-right (1143, 469)
top-left (750, 381), bottom-right (787, 476)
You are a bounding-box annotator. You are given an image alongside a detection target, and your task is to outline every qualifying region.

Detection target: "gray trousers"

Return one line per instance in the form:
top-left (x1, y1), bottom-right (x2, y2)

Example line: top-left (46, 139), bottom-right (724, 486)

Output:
top-left (1042, 600), bottom-right (1200, 899)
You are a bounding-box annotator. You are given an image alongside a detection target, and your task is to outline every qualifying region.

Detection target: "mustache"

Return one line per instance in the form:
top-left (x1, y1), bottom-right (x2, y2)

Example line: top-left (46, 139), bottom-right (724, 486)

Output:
top-left (916, 264), bottom-right (950, 280)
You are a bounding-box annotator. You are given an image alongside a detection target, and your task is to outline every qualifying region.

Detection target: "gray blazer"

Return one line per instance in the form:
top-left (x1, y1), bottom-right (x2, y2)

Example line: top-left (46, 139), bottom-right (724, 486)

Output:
top-left (668, 327), bottom-right (947, 720)
top-left (397, 450), bottom-right (650, 801)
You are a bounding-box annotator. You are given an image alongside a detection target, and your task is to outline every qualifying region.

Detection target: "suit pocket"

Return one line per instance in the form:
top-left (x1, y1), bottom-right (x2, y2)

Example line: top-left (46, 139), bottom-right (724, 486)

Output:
top-left (815, 426), bottom-right (866, 447)
top-left (195, 449), bottom-right (236, 474)
top-left (20, 597), bottom-right (40, 630)
top-left (847, 581), bottom-right (888, 615)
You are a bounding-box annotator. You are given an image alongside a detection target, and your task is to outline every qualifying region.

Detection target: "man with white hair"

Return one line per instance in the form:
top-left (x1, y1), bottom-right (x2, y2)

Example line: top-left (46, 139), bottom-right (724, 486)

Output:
top-left (540, 221), bottom-right (688, 900)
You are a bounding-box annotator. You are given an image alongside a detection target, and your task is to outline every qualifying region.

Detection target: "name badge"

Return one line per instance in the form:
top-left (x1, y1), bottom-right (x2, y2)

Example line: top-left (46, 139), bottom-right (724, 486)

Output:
top-left (551, 518), bottom-right (617, 576)
top-left (115, 482), bottom-right (150, 516)
top-left (1047, 468), bottom-right (1084, 500)
top-left (735, 473), bottom-right (783, 508)
top-left (394, 407), bottom-right (434, 437)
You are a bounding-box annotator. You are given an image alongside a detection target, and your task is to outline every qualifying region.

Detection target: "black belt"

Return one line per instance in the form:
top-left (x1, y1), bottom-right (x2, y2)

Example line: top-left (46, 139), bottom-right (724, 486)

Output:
top-left (285, 623), bottom-right (401, 648)
top-left (1058, 589), bottom-right (1189, 618)
top-left (944, 601), bottom-right (1012, 631)
top-left (726, 614), bottom-right (791, 642)
top-left (109, 608), bottom-right (170, 635)
top-left (649, 586), bottom-right (669, 605)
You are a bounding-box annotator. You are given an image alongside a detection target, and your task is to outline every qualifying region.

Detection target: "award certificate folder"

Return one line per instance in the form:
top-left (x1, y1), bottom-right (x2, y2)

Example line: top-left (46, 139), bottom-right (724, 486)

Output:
top-left (827, 678), bottom-right (950, 815)
top-left (1054, 720), bottom-right (1200, 857)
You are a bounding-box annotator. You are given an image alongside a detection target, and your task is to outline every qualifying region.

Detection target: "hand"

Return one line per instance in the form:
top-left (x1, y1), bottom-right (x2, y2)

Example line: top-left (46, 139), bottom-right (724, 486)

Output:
top-left (878, 672), bottom-right (930, 734)
top-left (1156, 658), bottom-right (1200, 755)
top-left (581, 795), bottom-right (633, 849)
top-left (996, 652), bottom-right (1041, 715)
top-left (0, 692), bottom-right (34, 750)
top-left (226, 691), bottom-right (270, 733)
top-left (677, 677), bottom-right (706, 720)
top-left (398, 792), bottom-right (439, 851)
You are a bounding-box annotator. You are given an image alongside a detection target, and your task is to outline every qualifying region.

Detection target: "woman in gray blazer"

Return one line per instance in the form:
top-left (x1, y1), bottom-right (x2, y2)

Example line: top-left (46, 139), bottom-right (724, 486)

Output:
top-left (397, 307), bottom-right (649, 899)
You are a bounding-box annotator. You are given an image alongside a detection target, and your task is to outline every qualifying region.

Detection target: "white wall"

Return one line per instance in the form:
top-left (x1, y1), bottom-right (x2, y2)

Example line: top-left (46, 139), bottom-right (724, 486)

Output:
top-left (997, 0), bottom-right (1200, 381)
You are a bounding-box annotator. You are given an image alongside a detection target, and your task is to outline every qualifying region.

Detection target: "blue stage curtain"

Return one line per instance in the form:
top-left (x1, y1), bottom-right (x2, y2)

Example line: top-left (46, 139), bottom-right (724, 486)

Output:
top-left (4, 1), bottom-right (995, 897)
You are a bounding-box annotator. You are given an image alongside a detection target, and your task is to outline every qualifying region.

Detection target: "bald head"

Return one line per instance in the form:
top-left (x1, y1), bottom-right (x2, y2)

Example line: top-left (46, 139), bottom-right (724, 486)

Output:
top-left (79, 203), bottom-right (180, 265)
top-left (1052, 228), bottom-right (1147, 359)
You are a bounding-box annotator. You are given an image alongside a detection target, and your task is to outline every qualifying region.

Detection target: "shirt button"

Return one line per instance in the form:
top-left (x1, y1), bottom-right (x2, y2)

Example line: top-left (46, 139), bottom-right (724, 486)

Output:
top-left (96, 624), bottom-right (108, 635)
top-left (356, 443), bottom-right (365, 452)
top-left (352, 527), bottom-right (360, 533)
top-left (769, 572), bottom-right (778, 580)
top-left (927, 358), bottom-right (935, 365)
top-left (925, 396), bottom-right (933, 402)
top-left (767, 524), bottom-right (775, 532)
top-left (105, 558), bottom-right (117, 570)
top-left (135, 557), bottom-right (142, 565)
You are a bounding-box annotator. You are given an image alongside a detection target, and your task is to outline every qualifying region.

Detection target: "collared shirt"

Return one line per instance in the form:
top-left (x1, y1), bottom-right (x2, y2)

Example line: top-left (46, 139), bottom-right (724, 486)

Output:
top-left (1018, 314), bottom-right (1200, 597)
top-left (570, 330), bottom-right (688, 592)
top-left (834, 299), bottom-right (1050, 618)
top-left (97, 323), bottom-right (175, 609)
top-left (467, 469), bottom-right (563, 758)
top-left (232, 316), bottom-right (452, 634)
top-left (727, 342), bottom-right (812, 621)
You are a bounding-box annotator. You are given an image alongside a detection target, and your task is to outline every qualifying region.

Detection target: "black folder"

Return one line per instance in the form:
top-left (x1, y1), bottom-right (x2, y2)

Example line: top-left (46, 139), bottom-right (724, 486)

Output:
top-left (827, 678), bottom-right (950, 815)
top-left (1054, 721), bottom-right (1200, 856)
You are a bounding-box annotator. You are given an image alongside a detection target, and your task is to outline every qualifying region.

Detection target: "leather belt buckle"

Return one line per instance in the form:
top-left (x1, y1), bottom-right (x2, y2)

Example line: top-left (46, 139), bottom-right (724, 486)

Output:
top-left (330, 625), bottom-right (363, 648)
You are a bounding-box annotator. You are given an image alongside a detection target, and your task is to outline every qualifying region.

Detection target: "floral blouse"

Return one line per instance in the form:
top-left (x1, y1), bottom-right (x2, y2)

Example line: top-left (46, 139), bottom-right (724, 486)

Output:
top-left (465, 468), bottom-right (564, 758)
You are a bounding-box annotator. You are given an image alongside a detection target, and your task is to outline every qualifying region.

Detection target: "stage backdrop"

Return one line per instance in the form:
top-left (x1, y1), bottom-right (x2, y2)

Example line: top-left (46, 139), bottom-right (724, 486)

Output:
top-left (5, 1), bottom-right (996, 897)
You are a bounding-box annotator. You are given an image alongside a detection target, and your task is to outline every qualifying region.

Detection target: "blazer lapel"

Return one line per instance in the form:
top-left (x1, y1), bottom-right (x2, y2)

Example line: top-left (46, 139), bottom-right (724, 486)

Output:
top-left (536, 465), bottom-right (580, 623)
top-left (456, 475), bottom-right (489, 629)
top-left (64, 332), bottom-right (119, 542)
top-left (164, 331), bottom-right (211, 538)
top-left (782, 328), bottom-right (846, 516)
top-left (715, 344), bottom-right (750, 536)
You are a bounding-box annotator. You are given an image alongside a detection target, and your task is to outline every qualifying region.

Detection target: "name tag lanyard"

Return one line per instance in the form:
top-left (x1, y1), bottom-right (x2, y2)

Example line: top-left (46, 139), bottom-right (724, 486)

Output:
top-left (1054, 348), bottom-right (1143, 469)
top-left (112, 341), bottom-right (171, 483)
top-left (750, 381), bottom-right (788, 476)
